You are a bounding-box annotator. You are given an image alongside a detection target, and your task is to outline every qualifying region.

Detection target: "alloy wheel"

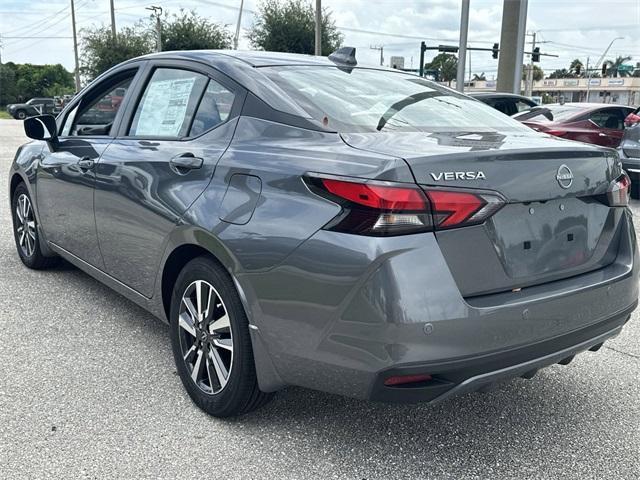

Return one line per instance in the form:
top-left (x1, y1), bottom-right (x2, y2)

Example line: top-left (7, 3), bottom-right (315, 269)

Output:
top-left (15, 194), bottom-right (36, 258)
top-left (178, 280), bottom-right (233, 395)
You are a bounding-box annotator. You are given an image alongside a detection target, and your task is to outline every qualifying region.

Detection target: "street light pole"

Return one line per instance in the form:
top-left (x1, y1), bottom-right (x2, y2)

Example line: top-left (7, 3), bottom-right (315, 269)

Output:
top-left (109, 0), bottom-right (116, 39)
top-left (70, 0), bottom-right (80, 91)
top-left (146, 6), bottom-right (163, 52)
top-left (233, 0), bottom-right (244, 50)
top-left (586, 36), bottom-right (624, 101)
top-left (455, 0), bottom-right (470, 92)
top-left (314, 0), bottom-right (321, 56)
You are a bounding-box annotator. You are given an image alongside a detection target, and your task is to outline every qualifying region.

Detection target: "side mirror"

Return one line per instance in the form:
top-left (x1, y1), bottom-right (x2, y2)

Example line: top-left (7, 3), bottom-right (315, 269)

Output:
top-left (24, 115), bottom-right (58, 143)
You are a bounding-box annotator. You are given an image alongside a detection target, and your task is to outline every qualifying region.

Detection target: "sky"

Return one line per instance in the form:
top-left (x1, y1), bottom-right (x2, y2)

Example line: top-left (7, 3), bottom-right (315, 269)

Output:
top-left (0, 0), bottom-right (639, 79)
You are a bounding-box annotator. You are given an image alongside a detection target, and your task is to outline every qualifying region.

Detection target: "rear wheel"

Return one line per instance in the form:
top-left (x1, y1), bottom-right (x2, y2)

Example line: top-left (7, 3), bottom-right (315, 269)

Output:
top-left (11, 183), bottom-right (59, 269)
top-left (629, 173), bottom-right (640, 200)
top-left (169, 256), bottom-right (272, 417)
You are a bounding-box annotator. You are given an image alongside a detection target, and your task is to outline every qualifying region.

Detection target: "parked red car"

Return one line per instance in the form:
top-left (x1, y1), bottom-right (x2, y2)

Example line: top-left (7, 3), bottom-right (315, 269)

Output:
top-left (513, 103), bottom-right (635, 148)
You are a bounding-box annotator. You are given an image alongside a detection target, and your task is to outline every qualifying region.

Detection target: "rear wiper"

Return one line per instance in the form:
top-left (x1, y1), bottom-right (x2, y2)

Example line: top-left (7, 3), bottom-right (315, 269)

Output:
top-left (376, 91), bottom-right (442, 131)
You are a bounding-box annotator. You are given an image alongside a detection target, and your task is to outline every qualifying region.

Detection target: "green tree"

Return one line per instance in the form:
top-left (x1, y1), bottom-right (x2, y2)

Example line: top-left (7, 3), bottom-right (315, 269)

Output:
top-left (249, 0), bottom-right (343, 55)
top-left (161, 9), bottom-right (232, 51)
top-left (522, 65), bottom-right (544, 81)
top-left (569, 58), bottom-right (584, 76)
top-left (0, 63), bottom-right (18, 105)
top-left (603, 55), bottom-right (633, 77)
top-left (472, 72), bottom-right (486, 81)
top-left (0, 63), bottom-right (74, 104)
top-left (80, 23), bottom-right (154, 81)
top-left (425, 53), bottom-right (458, 85)
top-left (548, 68), bottom-right (573, 79)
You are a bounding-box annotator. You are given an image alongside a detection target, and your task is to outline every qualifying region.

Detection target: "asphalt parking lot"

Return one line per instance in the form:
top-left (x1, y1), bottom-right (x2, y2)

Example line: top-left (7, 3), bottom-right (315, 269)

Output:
top-left (0, 118), bottom-right (639, 479)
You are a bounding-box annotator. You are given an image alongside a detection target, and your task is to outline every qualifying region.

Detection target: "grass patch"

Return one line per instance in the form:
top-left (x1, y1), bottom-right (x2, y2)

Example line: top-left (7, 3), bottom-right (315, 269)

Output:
top-left (0, 111), bottom-right (13, 119)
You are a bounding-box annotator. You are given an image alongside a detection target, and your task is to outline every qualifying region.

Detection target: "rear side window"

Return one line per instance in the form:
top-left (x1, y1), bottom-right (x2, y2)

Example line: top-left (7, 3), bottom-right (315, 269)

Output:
top-left (590, 109), bottom-right (625, 130)
top-left (189, 79), bottom-right (235, 136)
top-left (129, 68), bottom-right (208, 138)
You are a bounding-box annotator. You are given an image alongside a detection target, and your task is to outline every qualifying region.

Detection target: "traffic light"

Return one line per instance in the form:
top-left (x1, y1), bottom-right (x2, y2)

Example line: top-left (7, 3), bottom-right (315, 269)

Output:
top-left (492, 43), bottom-right (499, 59)
top-left (532, 47), bottom-right (540, 62)
top-left (438, 44), bottom-right (459, 53)
top-left (602, 64), bottom-right (608, 76)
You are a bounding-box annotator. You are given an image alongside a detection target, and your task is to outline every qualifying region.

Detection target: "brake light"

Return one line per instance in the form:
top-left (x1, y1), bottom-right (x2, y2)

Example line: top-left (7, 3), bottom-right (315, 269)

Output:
top-left (624, 113), bottom-right (640, 128)
top-left (607, 173), bottom-right (631, 207)
top-left (308, 176), bottom-right (505, 236)
top-left (321, 179), bottom-right (427, 210)
top-left (546, 129), bottom-right (567, 137)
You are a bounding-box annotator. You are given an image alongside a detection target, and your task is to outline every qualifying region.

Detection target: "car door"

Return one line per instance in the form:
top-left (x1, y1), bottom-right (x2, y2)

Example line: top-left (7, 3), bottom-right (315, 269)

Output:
top-left (93, 60), bottom-right (244, 297)
top-left (36, 66), bottom-right (143, 267)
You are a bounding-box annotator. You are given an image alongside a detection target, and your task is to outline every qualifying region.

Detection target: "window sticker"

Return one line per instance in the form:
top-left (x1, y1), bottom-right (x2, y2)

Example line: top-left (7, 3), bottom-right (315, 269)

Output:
top-left (135, 77), bottom-right (196, 136)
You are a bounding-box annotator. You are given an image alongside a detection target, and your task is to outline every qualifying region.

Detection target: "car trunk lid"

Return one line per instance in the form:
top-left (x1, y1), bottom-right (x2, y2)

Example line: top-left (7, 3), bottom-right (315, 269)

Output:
top-left (341, 131), bottom-right (624, 296)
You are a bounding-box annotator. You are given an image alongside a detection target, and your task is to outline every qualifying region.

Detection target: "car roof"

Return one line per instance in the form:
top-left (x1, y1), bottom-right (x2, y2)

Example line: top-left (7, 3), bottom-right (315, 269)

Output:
top-left (470, 92), bottom-right (531, 100)
top-left (546, 102), bottom-right (632, 110)
top-left (138, 49), bottom-right (342, 68)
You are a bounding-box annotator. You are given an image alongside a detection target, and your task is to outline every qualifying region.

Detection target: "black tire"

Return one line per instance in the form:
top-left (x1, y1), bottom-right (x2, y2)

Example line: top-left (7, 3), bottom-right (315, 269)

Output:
top-left (169, 256), bottom-right (273, 417)
top-left (11, 183), bottom-right (59, 270)
top-left (15, 110), bottom-right (27, 120)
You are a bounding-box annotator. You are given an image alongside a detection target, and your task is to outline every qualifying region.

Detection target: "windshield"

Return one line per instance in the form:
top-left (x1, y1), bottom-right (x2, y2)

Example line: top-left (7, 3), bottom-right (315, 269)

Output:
top-left (261, 66), bottom-right (532, 133)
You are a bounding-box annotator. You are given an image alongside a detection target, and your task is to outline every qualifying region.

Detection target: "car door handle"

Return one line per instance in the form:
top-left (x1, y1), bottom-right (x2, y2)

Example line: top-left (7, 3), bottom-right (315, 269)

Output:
top-left (170, 153), bottom-right (204, 172)
top-left (77, 157), bottom-right (95, 170)
top-left (598, 132), bottom-right (607, 137)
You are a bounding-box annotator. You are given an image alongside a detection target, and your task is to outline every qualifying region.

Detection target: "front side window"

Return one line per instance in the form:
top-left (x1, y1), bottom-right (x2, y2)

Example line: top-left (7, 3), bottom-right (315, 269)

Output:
top-left (261, 66), bottom-right (532, 133)
top-left (70, 74), bottom-right (135, 136)
top-left (129, 68), bottom-right (208, 138)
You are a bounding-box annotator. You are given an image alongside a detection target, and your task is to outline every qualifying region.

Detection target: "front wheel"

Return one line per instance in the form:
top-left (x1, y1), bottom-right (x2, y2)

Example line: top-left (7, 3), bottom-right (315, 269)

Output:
top-left (15, 110), bottom-right (27, 120)
top-left (11, 183), bottom-right (59, 269)
top-left (169, 256), bottom-right (273, 417)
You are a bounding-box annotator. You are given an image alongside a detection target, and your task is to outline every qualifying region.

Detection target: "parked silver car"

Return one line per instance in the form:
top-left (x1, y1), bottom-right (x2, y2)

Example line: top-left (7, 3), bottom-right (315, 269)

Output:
top-left (9, 49), bottom-right (638, 417)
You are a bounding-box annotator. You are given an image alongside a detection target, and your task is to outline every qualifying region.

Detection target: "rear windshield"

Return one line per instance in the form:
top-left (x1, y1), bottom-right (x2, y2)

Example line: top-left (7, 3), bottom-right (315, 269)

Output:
top-left (261, 66), bottom-right (531, 133)
top-left (520, 105), bottom-right (585, 123)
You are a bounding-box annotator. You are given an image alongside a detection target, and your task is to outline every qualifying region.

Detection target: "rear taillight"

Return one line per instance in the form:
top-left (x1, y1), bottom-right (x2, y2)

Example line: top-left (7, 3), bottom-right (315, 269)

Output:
top-left (624, 113), bottom-right (640, 128)
top-left (546, 129), bottom-right (567, 137)
top-left (426, 190), bottom-right (504, 230)
top-left (308, 175), bottom-right (505, 236)
top-left (607, 173), bottom-right (631, 207)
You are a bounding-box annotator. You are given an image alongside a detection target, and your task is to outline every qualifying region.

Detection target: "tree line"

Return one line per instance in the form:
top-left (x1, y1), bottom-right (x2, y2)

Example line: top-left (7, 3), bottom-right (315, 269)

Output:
top-left (82, 1), bottom-right (343, 81)
top-left (0, 0), bottom-right (342, 104)
top-left (1, 0), bottom-right (637, 105)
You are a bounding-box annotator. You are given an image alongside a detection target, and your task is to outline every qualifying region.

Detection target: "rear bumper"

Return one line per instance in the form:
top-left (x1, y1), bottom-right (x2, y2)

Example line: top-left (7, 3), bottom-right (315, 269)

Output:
top-left (242, 209), bottom-right (638, 400)
top-left (369, 302), bottom-right (634, 403)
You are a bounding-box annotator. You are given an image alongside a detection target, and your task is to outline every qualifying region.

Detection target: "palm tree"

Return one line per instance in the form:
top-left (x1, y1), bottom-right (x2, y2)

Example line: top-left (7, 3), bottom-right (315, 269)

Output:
top-left (472, 72), bottom-right (486, 81)
top-left (569, 58), bottom-right (584, 77)
top-left (603, 56), bottom-right (633, 77)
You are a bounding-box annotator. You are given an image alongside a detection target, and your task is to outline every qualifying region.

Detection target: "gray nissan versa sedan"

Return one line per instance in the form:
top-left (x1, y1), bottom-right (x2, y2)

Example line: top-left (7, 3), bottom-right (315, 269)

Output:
top-left (9, 49), bottom-right (639, 417)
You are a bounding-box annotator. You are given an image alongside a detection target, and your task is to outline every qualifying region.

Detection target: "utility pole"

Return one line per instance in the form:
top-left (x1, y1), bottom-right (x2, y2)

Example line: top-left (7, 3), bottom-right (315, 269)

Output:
top-left (146, 6), bottom-right (163, 52)
top-left (70, 0), bottom-right (80, 91)
top-left (109, 0), bottom-right (116, 39)
top-left (314, 0), bottom-right (321, 56)
top-left (584, 56), bottom-right (589, 102)
top-left (370, 45), bottom-right (384, 66)
top-left (497, 0), bottom-right (528, 94)
top-left (233, 0), bottom-right (244, 50)
top-left (419, 41), bottom-right (426, 77)
top-left (525, 31), bottom-right (535, 97)
top-left (455, 0), bottom-right (470, 92)
top-left (586, 36), bottom-right (623, 102)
